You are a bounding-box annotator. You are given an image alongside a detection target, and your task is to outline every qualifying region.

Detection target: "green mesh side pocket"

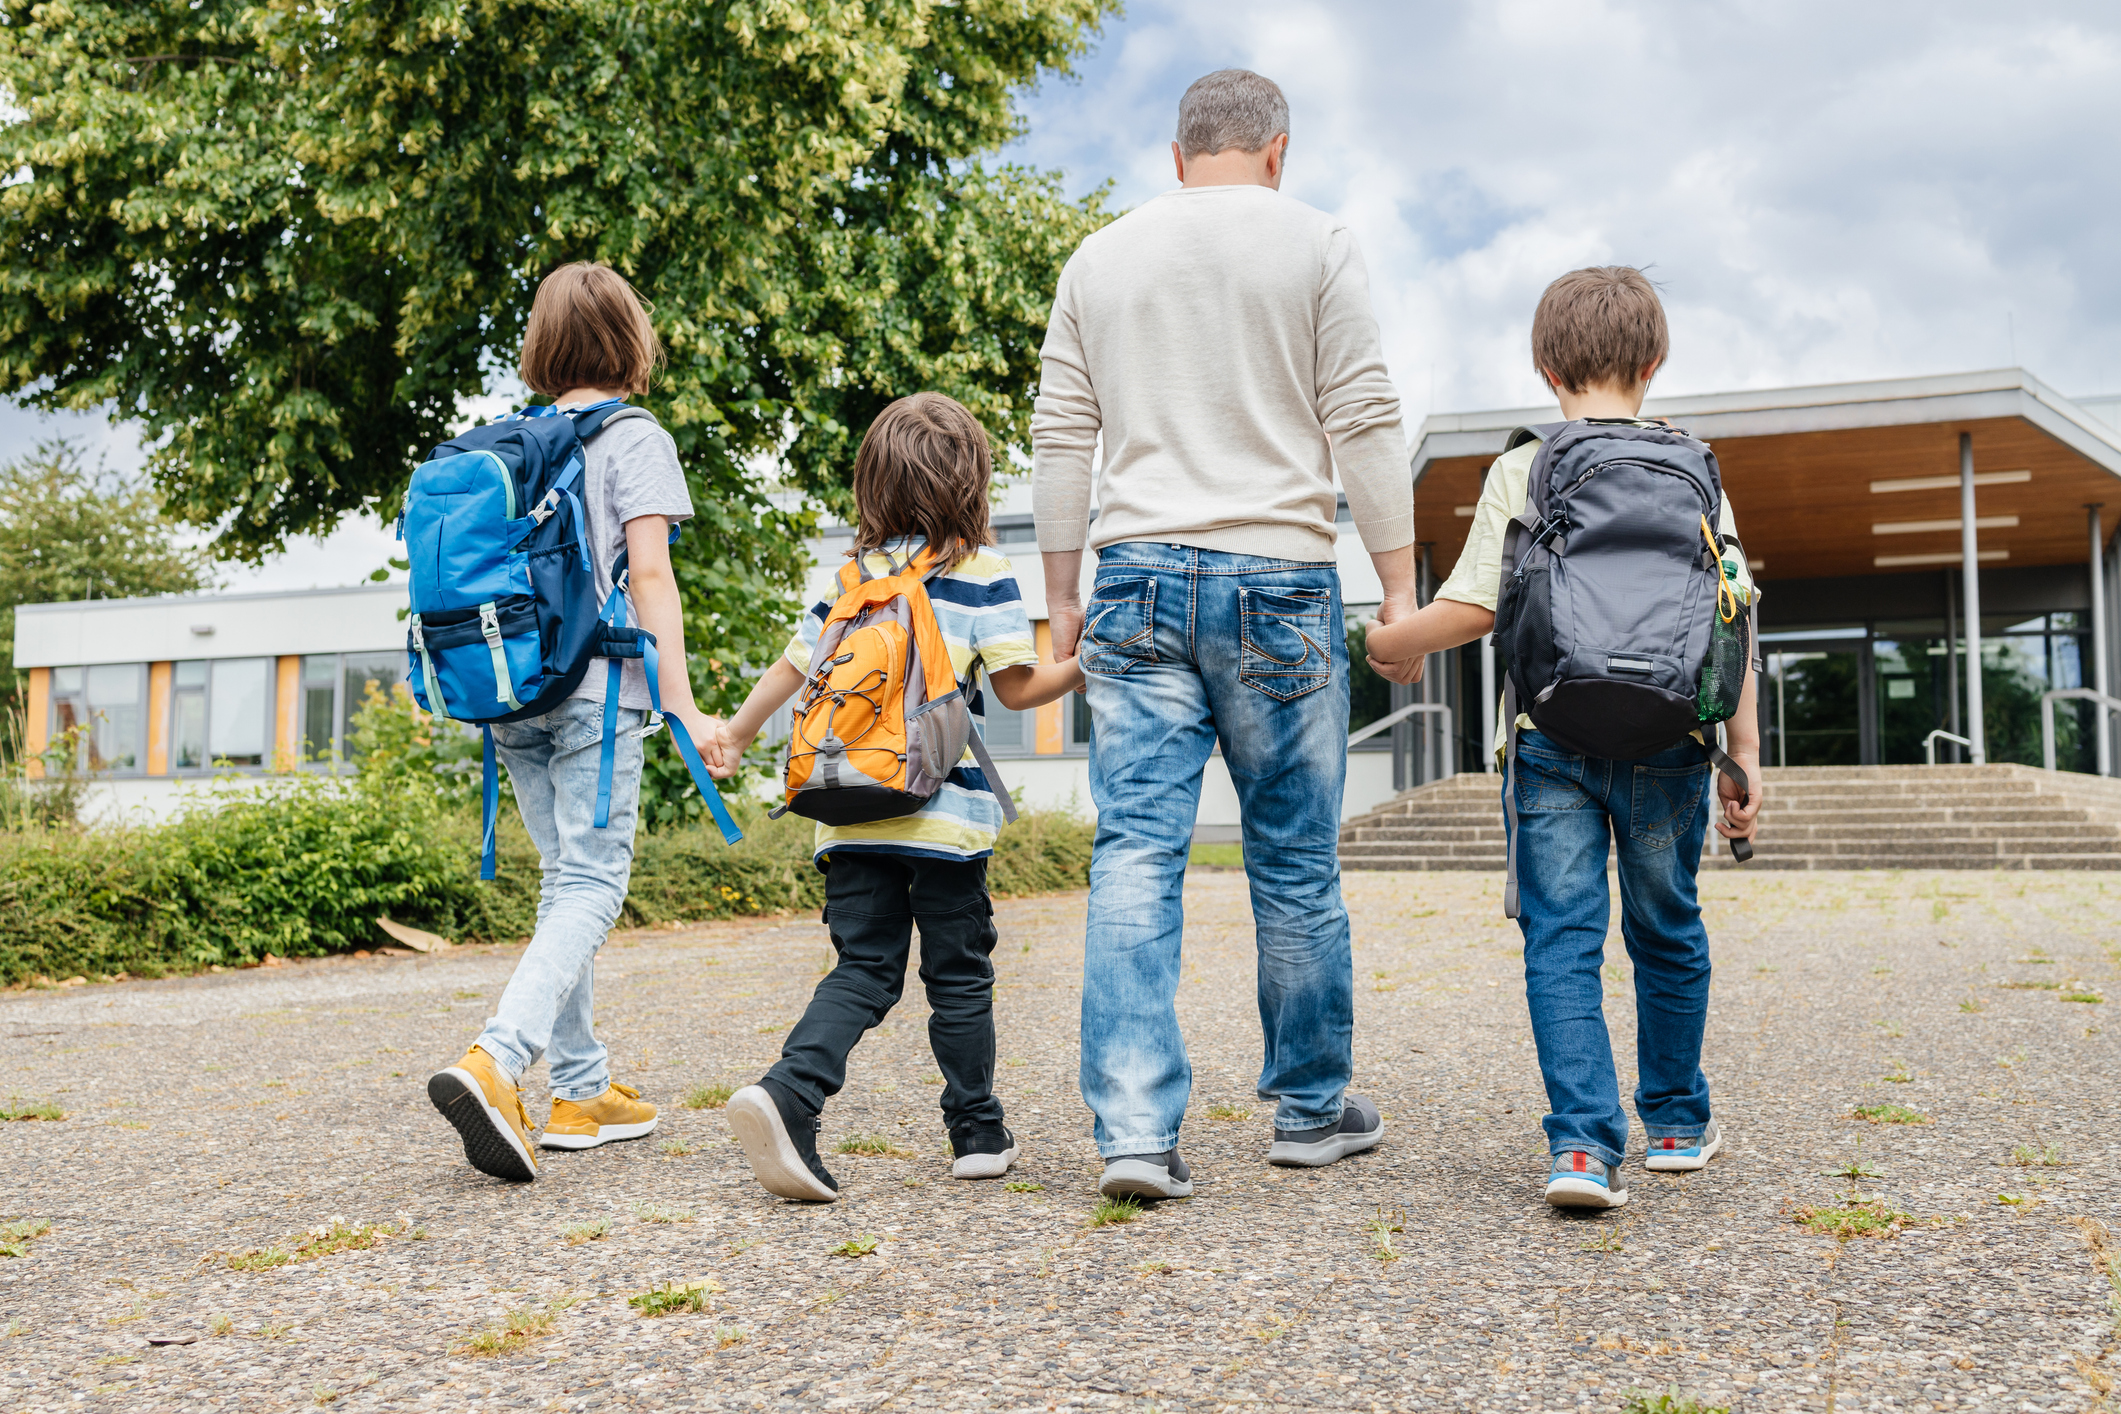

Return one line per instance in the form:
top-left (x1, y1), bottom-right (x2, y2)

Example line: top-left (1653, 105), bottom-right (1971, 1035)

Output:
top-left (1697, 605), bottom-right (1749, 724)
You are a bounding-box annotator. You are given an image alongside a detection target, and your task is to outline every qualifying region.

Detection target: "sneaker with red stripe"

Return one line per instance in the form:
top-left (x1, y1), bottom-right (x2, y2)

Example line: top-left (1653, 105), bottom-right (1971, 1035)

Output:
top-left (1644, 1119), bottom-right (1723, 1172)
top-left (1544, 1150), bottom-right (1628, 1209)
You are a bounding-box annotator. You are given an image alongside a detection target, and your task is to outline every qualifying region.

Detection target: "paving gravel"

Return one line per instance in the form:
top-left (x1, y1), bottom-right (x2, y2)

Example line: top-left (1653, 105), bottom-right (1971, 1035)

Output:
top-left (2, 868), bottom-right (2119, 1413)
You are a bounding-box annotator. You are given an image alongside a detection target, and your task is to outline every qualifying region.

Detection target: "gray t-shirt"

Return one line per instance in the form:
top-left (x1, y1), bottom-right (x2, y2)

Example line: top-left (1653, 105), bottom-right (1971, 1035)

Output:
top-left (566, 407), bottom-right (695, 711)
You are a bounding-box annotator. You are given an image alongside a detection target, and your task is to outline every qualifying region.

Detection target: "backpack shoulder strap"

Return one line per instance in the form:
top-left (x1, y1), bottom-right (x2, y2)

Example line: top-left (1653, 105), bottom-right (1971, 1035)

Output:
top-left (1504, 421), bottom-right (1567, 454)
top-left (566, 400), bottom-right (652, 441)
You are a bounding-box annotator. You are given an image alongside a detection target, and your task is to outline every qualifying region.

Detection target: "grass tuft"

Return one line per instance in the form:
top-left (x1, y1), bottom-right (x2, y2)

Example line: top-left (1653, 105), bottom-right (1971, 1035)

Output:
top-left (1004, 1181), bottom-right (1045, 1193)
top-left (312, 1385), bottom-right (339, 1406)
top-left (2062, 991), bottom-right (2104, 1004)
top-left (829, 1234), bottom-right (880, 1258)
top-left (1792, 1197), bottom-right (1913, 1240)
top-left (633, 1203), bottom-right (695, 1225)
top-left (220, 1246), bottom-right (292, 1272)
top-left (0, 1218), bottom-right (51, 1259)
top-left (681, 1083), bottom-right (733, 1110)
top-left (1851, 1103), bottom-right (1930, 1125)
top-left (628, 1279), bottom-right (721, 1317)
top-left (658, 1138), bottom-right (697, 1157)
top-left (561, 1219), bottom-right (609, 1246)
top-left (453, 1295), bottom-right (584, 1356)
top-left (833, 1134), bottom-right (914, 1158)
top-left (1088, 1195), bottom-right (1143, 1229)
top-left (716, 1326), bottom-right (747, 1349)
top-left (0, 1097), bottom-right (64, 1122)
top-left (1205, 1103), bottom-right (1252, 1121)
top-left (1618, 1389), bottom-right (1730, 1414)
top-left (2010, 1143), bottom-right (2064, 1167)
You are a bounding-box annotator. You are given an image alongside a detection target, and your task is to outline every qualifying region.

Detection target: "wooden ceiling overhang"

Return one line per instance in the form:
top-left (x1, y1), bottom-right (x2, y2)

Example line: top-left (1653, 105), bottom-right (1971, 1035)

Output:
top-left (1408, 369), bottom-right (2121, 586)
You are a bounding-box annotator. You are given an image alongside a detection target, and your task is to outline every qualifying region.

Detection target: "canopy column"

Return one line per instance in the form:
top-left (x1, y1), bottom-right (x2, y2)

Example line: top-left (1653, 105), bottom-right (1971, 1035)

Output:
top-left (1960, 432), bottom-right (1987, 765)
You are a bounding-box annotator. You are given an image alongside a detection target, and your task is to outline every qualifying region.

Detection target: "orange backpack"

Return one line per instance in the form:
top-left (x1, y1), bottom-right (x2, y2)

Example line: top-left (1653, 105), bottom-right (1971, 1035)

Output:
top-left (777, 547), bottom-right (1016, 826)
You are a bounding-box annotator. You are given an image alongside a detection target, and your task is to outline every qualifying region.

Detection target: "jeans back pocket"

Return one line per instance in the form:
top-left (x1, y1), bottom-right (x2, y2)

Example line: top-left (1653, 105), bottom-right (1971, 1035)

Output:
top-left (1515, 744), bottom-right (1592, 813)
top-left (1630, 762), bottom-right (1707, 850)
top-left (1238, 586), bottom-right (1332, 701)
top-left (1081, 577), bottom-right (1157, 677)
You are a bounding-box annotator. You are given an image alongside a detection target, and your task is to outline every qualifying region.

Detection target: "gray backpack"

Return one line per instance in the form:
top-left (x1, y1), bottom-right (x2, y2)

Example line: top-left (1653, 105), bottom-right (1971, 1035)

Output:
top-left (1492, 420), bottom-right (1757, 912)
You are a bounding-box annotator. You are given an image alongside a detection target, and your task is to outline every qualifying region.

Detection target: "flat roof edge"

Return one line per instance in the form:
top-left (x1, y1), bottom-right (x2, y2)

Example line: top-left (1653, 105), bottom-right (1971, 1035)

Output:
top-left (13, 582), bottom-right (409, 616)
top-left (1411, 369), bottom-right (2121, 485)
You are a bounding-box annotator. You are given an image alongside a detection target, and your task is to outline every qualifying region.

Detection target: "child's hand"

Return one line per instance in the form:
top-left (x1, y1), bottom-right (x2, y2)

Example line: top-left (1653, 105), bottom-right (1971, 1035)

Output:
top-left (1364, 618), bottom-right (1427, 685)
top-left (1715, 747), bottom-right (1762, 841)
top-left (709, 721), bottom-right (752, 780)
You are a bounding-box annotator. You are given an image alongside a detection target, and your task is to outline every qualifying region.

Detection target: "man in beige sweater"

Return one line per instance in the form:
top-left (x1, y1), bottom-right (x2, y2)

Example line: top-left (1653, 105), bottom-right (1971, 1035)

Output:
top-left (1032, 69), bottom-right (1417, 1199)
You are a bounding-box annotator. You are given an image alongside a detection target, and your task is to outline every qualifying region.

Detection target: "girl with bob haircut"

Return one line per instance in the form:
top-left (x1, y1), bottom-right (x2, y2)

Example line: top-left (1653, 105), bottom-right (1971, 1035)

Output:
top-left (427, 261), bottom-right (716, 1183)
top-left (709, 392), bottom-right (1085, 1201)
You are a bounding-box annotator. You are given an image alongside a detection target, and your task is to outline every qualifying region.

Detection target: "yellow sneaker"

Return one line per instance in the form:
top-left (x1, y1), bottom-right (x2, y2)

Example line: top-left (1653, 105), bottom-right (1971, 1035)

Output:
top-left (428, 1046), bottom-right (539, 1182)
top-left (540, 1082), bottom-right (659, 1150)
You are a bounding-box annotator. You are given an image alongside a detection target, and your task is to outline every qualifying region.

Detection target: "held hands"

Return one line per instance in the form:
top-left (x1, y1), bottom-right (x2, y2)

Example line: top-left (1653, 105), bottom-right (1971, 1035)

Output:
top-left (671, 709), bottom-right (725, 772)
top-left (1715, 747), bottom-right (1762, 842)
top-left (707, 719), bottom-right (751, 781)
top-left (1362, 592), bottom-right (1426, 686)
top-left (1048, 598), bottom-right (1084, 662)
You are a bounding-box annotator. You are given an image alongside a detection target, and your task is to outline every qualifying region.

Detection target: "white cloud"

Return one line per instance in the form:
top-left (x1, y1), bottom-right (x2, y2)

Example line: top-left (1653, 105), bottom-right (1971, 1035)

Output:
top-left (1007, 0), bottom-right (2121, 414)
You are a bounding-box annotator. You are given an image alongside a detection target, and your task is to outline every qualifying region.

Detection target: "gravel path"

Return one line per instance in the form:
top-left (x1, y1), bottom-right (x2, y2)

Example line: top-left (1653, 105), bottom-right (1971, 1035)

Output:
top-left (3, 869), bottom-right (2119, 1413)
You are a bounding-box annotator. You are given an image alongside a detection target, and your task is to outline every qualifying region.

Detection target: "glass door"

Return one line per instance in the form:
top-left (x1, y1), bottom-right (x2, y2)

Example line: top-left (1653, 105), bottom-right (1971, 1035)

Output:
top-left (1766, 643), bottom-right (1869, 766)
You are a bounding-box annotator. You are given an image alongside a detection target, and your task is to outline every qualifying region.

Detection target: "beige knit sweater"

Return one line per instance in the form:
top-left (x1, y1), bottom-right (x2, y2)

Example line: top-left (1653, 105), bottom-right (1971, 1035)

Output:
top-left (1030, 184), bottom-right (1413, 563)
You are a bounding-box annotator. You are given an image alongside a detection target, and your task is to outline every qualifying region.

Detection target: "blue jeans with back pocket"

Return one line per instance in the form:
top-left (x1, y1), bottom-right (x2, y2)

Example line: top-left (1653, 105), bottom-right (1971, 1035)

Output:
top-left (1510, 729), bottom-right (1715, 1165)
top-left (1076, 542), bottom-right (1354, 1157)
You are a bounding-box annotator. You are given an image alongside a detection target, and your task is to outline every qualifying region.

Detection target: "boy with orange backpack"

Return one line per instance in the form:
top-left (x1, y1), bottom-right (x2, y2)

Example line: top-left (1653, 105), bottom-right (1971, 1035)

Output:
top-left (711, 393), bottom-right (1085, 1201)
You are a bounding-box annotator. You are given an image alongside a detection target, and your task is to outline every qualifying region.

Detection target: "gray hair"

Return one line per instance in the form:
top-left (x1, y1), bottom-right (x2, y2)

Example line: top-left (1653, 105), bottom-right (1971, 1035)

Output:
top-left (1175, 69), bottom-right (1289, 158)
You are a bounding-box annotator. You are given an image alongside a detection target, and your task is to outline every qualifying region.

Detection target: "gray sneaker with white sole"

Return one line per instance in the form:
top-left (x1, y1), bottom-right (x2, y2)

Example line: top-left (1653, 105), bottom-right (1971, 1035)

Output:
top-left (1266, 1094), bottom-right (1384, 1167)
top-left (1098, 1148), bottom-right (1193, 1199)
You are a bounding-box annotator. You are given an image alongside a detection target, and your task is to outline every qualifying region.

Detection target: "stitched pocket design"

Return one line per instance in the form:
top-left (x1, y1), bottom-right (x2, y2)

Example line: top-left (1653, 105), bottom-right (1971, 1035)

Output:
top-left (1630, 762), bottom-right (1708, 850)
top-left (1080, 577), bottom-right (1157, 677)
top-left (1515, 746), bottom-right (1591, 813)
top-left (1238, 586), bottom-right (1333, 701)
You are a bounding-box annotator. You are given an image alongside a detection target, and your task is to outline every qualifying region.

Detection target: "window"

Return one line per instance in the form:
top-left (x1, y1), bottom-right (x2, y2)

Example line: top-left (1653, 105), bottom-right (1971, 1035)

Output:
top-left (302, 655), bottom-right (338, 765)
top-left (47, 667), bottom-right (86, 767)
top-left (86, 664), bottom-right (145, 773)
top-left (979, 689), bottom-right (1031, 755)
top-left (1070, 688), bottom-right (1094, 750)
top-left (172, 661), bottom-right (208, 770)
top-left (43, 664), bottom-right (146, 775)
top-left (340, 654), bottom-right (403, 750)
top-left (208, 658), bottom-right (273, 767)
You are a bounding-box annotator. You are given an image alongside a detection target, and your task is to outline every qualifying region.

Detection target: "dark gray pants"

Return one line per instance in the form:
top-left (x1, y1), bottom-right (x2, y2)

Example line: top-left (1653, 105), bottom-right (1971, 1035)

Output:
top-left (765, 852), bottom-right (1004, 1141)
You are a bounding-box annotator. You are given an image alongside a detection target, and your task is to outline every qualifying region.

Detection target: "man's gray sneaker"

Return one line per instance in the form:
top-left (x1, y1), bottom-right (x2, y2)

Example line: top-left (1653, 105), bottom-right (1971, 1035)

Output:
top-left (1098, 1148), bottom-right (1193, 1199)
top-left (1266, 1094), bottom-right (1384, 1167)
top-left (1644, 1118), bottom-right (1723, 1172)
top-left (1545, 1151), bottom-right (1629, 1209)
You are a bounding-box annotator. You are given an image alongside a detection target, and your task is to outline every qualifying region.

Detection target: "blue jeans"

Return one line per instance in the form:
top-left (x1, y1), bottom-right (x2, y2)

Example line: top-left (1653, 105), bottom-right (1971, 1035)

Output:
top-left (475, 697), bottom-right (644, 1101)
top-left (1511, 729), bottom-right (1714, 1165)
top-left (1077, 542), bottom-right (1354, 1157)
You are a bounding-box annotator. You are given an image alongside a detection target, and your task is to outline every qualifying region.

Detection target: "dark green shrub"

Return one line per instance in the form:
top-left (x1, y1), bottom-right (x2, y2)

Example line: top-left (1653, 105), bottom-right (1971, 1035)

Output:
top-left (0, 776), bottom-right (1093, 986)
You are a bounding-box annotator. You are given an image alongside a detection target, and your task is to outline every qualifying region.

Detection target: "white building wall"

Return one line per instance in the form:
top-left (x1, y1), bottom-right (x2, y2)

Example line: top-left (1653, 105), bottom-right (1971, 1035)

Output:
top-left (13, 584), bottom-right (406, 668)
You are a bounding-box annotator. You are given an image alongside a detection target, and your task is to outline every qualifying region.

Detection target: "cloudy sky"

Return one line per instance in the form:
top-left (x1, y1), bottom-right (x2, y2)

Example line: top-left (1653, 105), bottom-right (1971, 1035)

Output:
top-left (11, 0), bottom-right (2120, 591)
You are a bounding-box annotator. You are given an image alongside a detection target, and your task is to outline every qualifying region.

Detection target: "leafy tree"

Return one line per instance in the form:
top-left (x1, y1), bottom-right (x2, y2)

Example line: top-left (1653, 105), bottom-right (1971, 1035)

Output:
top-left (0, 439), bottom-right (215, 729)
top-left (0, 0), bottom-right (1116, 817)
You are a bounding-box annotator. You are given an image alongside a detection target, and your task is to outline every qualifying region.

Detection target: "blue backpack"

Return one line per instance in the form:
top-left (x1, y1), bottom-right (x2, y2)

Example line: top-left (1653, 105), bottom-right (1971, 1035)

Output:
top-left (398, 400), bottom-right (741, 878)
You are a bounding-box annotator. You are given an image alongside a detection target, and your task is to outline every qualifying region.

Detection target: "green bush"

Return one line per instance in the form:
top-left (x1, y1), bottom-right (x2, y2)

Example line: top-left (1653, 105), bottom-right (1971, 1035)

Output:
top-left (0, 776), bottom-right (1094, 986)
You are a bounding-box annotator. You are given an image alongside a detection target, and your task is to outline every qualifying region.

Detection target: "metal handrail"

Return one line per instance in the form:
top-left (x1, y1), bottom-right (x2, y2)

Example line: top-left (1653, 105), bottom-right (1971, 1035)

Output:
top-left (1923, 729), bottom-right (1975, 766)
top-left (2039, 688), bottom-right (2121, 772)
top-left (1346, 701), bottom-right (1455, 781)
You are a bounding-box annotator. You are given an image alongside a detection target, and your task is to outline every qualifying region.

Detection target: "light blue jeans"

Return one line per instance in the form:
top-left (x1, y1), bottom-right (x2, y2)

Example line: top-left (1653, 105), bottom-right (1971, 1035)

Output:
top-left (1077, 542), bottom-right (1355, 1157)
top-left (474, 697), bottom-right (644, 1101)
top-left (1511, 729), bottom-right (1715, 1165)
